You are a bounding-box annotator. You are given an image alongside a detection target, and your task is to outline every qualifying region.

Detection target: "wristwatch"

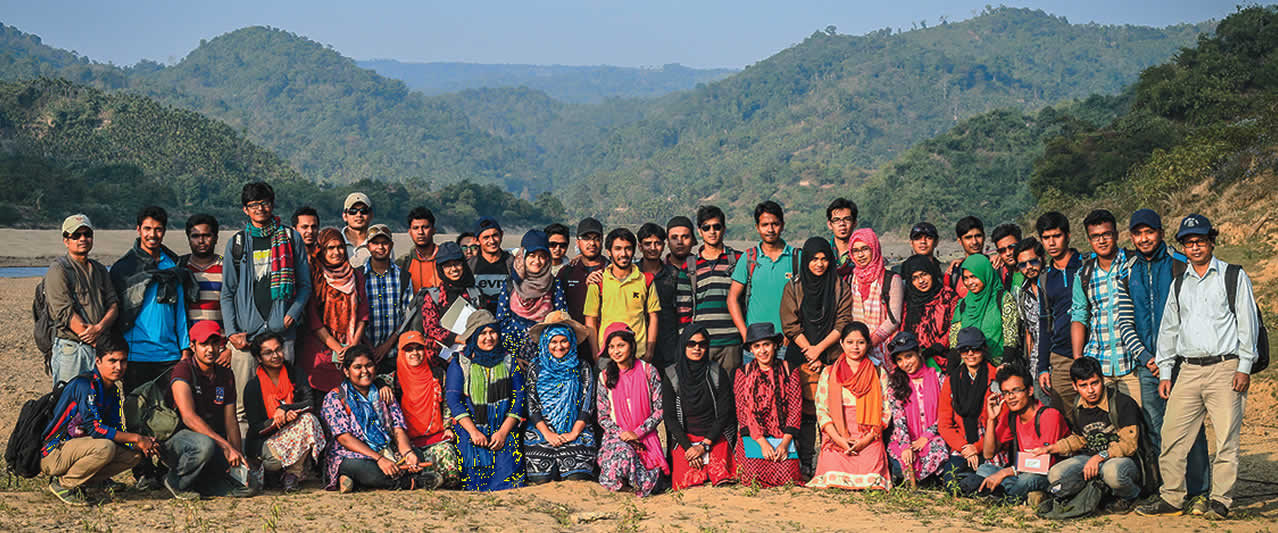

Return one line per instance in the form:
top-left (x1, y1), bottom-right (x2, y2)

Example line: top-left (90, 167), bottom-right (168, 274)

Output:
top-left (1097, 450), bottom-right (1110, 460)
top-left (700, 439), bottom-right (713, 449)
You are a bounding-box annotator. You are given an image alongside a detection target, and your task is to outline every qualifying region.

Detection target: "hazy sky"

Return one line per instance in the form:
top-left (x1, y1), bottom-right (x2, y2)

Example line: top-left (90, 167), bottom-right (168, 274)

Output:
top-left (0, 0), bottom-right (1242, 69)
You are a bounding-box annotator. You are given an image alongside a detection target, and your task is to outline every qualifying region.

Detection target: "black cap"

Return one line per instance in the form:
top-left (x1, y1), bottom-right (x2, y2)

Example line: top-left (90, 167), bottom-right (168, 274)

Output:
top-left (666, 216), bottom-right (694, 232)
top-left (475, 216), bottom-right (502, 236)
top-left (435, 241), bottom-right (464, 264)
top-left (577, 217), bottom-right (603, 237)
top-left (910, 222), bottom-right (939, 240)
top-left (888, 331), bottom-right (920, 357)
top-left (744, 323), bottom-right (783, 346)
top-left (1175, 214), bottom-right (1212, 241)
top-left (955, 327), bottom-right (987, 351)
top-left (1128, 209), bottom-right (1162, 231)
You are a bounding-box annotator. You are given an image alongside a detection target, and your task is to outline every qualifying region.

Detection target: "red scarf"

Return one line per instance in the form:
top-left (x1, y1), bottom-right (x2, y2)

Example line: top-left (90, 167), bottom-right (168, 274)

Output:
top-left (255, 366), bottom-right (294, 419)
top-left (398, 354), bottom-right (445, 439)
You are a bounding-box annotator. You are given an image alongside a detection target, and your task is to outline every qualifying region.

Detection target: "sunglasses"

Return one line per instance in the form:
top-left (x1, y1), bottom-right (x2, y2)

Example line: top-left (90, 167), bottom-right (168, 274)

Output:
top-left (548, 242), bottom-right (569, 249)
top-left (997, 244), bottom-right (1018, 254)
top-left (346, 206), bottom-right (370, 216)
top-left (66, 230), bottom-right (94, 240)
top-left (461, 245), bottom-right (480, 252)
top-left (1016, 258), bottom-right (1042, 270)
top-left (687, 340), bottom-right (709, 349)
top-left (699, 223), bottom-right (724, 232)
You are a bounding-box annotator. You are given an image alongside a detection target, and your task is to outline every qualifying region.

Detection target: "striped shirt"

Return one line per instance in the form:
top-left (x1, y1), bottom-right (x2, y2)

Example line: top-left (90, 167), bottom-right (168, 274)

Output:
top-left (184, 255), bottom-right (223, 325)
top-left (675, 246), bottom-right (742, 347)
top-left (1070, 249), bottom-right (1144, 376)
top-left (363, 262), bottom-right (410, 354)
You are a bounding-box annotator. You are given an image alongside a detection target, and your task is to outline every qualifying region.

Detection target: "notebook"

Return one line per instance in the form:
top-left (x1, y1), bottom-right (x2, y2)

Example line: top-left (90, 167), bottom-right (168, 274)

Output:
top-left (741, 437), bottom-right (799, 460)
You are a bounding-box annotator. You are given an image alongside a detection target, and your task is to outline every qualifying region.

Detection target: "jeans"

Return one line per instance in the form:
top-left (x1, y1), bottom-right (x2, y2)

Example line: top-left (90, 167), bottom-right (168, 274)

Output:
top-left (969, 462), bottom-right (1049, 501)
top-left (163, 429), bottom-right (241, 496)
top-left (337, 458), bottom-right (414, 491)
top-left (939, 454), bottom-right (975, 493)
top-left (1048, 454), bottom-right (1140, 500)
top-left (1136, 364), bottom-right (1211, 497)
top-left (51, 337), bottom-right (96, 388)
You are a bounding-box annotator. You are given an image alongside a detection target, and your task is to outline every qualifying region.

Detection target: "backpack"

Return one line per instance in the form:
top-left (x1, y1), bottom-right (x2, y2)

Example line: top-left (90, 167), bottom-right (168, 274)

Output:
top-left (1075, 250), bottom-right (1139, 302)
top-left (4, 377), bottom-right (77, 478)
top-left (681, 248), bottom-right (740, 323)
top-left (1039, 478), bottom-right (1106, 520)
top-left (1173, 263), bottom-right (1269, 374)
top-left (32, 257), bottom-right (82, 375)
top-left (743, 245), bottom-right (802, 317)
top-left (122, 368), bottom-right (180, 442)
top-left (229, 230), bottom-right (248, 265)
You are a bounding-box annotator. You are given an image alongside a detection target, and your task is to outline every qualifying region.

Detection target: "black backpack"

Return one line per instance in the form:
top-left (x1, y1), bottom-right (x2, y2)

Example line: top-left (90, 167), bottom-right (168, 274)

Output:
top-left (5, 377), bottom-right (78, 478)
top-left (1173, 263), bottom-right (1269, 374)
top-left (31, 257), bottom-right (81, 376)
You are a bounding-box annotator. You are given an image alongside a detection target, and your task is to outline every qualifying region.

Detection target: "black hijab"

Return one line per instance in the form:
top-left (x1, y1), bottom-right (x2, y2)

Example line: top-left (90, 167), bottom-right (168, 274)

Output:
top-left (901, 254), bottom-right (943, 331)
top-left (799, 237), bottom-right (838, 348)
top-left (436, 258), bottom-right (476, 306)
top-left (674, 324), bottom-right (715, 415)
top-left (949, 358), bottom-right (989, 444)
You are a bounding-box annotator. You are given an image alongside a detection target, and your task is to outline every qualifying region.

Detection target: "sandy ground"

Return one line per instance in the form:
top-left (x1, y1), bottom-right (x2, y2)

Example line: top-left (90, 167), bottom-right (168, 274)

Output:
top-left (0, 277), bottom-right (1274, 531)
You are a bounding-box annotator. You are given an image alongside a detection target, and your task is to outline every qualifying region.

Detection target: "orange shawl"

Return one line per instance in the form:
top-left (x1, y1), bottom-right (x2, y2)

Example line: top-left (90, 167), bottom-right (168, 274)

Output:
top-left (255, 366), bottom-right (294, 419)
top-left (397, 354), bottom-right (445, 439)
top-left (826, 354), bottom-right (884, 438)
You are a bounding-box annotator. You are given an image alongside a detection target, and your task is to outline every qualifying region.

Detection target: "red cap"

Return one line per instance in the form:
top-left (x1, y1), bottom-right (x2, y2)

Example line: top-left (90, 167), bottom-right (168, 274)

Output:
top-left (398, 331), bottom-right (427, 351)
top-left (189, 321), bottom-right (224, 344)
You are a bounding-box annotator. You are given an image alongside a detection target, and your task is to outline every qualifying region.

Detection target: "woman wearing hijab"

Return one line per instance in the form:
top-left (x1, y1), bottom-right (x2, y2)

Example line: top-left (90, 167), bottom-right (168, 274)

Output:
top-left (937, 327), bottom-right (1001, 488)
top-left (301, 227), bottom-right (370, 394)
top-left (320, 345), bottom-right (427, 493)
top-left (446, 310), bottom-right (527, 491)
top-left (948, 254), bottom-right (1019, 364)
top-left (661, 324), bottom-right (735, 489)
top-left (882, 332), bottom-right (949, 486)
top-left (807, 322), bottom-right (892, 491)
top-left (418, 241), bottom-right (481, 362)
top-left (900, 254), bottom-right (958, 369)
top-left (734, 323), bottom-right (803, 487)
top-left (243, 332), bottom-right (323, 493)
top-left (779, 237), bottom-right (853, 477)
top-left (845, 229), bottom-right (904, 367)
top-left (497, 230), bottom-right (567, 364)
top-left (381, 331), bottom-right (460, 490)
top-left (523, 311), bottom-right (598, 484)
top-left (596, 322), bottom-right (668, 497)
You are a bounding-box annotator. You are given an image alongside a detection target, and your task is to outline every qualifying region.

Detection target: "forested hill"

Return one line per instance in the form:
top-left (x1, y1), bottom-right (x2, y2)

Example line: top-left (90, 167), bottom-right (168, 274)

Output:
top-left (358, 60), bottom-right (737, 103)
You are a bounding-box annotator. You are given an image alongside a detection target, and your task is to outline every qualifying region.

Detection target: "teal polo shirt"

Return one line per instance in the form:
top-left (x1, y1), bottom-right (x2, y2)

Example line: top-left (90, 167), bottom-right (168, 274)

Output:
top-left (731, 242), bottom-right (799, 331)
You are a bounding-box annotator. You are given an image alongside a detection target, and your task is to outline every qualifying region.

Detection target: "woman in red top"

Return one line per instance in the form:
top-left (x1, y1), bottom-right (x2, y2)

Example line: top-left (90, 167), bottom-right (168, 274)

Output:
top-left (936, 327), bottom-right (999, 489)
top-left (300, 228), bottom-right (369, 393)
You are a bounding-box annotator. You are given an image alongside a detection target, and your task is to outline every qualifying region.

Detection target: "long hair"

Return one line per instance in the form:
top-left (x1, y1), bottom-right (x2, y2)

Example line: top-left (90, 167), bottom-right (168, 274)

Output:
top-left (888, 350), bottom-right (915, 404)
top-left (603, 330), bottom-right (638, 390)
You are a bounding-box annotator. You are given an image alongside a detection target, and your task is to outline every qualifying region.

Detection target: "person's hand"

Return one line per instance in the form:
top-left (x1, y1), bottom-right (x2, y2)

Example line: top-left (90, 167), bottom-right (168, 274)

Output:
top-left (978, 469), bottom-right (1008, 493)
top-left (373, 343), bottom-right (391, 361)
top-left (966, 453), bottom-right (980, 470)
top-left (986, 394), bottom-right (1005, 422)
top-left (1027, 444), bottom-right (1052, 456)
top-left (1159, 379), bottom-right (1173, 400)
top-left (685, 444), bottom-right (705, 469)
top-left (468, 429), bottom-right (489, 448)
top-left (271, 408), bottom-right (289, 429)
top-left (911, 437), bottom-right (928, 451)
top-left (806, 360), bottom-right (824, 374)
top-left (378, 386), bottom-right (394, 404)
top-left (229, 333), bottom-right (250, 350)
top-left (223, 444), bottom-right (247, 468)
top-left (561, 429), bottom-right (579, 444)
top-left (586, 269), bottom-right (604, 286)
top-left (215, 347), bottom-right (232, 367)
top-left (376, 456), bottom-right (400, 477)
top-left (284, 410), bottom-right (298, 425)
top-left (755, 437), bottom-right (776, 460)
top-left (283, 315), bottom-right (295, 330)
top-left (134, 435), bottom-right (157, 456)
top-left (78, 323), bottom-right (102, 344)
top-left (443, 429), bottom-right (455, 442)
top-left (487, 430), bottom-right (507, 451)
top-left (543, 429), bottom-right (563, 447)
top-left (1083, 454), bottom-right (1104, 480)
top-left (400, 451), bottom-right (422, 473)
top-left (332, 345), bottom-right (348, 365)
top-left (900, 448), bottom-right (915, 468)
top-left (1038, 372), bottom-right (1052, 391)
top-left (620, 431), bottom-right (640, 443)
top-left (989, 253), bottom-right (1004, 270)
top-left (1233, 372), bottom-right (1251, 393)
top-left (801, 343), bottom-right (823, 362)
top-left (1145, 359), bottom-right (1160, 378)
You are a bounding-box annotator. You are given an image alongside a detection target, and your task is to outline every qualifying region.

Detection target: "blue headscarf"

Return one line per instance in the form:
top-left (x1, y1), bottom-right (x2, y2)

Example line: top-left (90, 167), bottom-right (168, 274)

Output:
top-left (465, 323), bottom-right (506, 368)
top-left (535, 325), bottom-right (582, 434)
top-left (340, 379), bottom-right (390, 453)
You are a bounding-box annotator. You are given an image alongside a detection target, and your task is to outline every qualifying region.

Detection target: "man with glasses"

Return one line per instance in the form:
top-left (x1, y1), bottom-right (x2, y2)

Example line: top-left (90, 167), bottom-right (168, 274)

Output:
top-left (456, 232), bottom-right (479, 260)
top-left (991, 223), bottom-right (1023, 291)
top-left (1013, 237), bottom-right (1050, 406)
top-left (675, 206), bottom-right (744, 373)
top-left (397, 207), bottom-right (441, 293)
top-left (341, 192), bottom-right (374, 268)
top-left (1069, 209), bottom-right (1145, 412)
top-left (468, 216), bottom-right (512, 314)
top-left (557, 217), bottom-right (607, 327)
top-left (44, 214), bottom-right (119, 387)
top-left (1138, 214), bottom-right (1259, 520)
top-left (544, 223), bottom-right (572, 275)
top-left (825, 198), bottom-right (858, 277)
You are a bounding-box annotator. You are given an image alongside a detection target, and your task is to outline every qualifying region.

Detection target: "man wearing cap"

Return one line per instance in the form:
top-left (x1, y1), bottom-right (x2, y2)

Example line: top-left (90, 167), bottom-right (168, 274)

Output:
top-left (637, 223), bottom-right (680, 368)
top-left (1125, 208), bottom-right (1211, 511)
top-left (557, 217), bottom-right (608, 327)
top-left (826, 198), bottom-right (858, 277)
top-left (676, 205), bottom-right (744, 373)
top-left (665, 216), bottom-right (696, 269)
top-left (895, 222), bottom-right (942, 274)
top-left (342, 192), bottom-right (374, 269)
top-left (44, 214), bottom-right (120, 387)
top-left (397, 207), bottom-right (441, 293)
top-left (1137, 214), bottom-right (1259, 520)
top-left (468, 216), bottom-right (512, 314)
top-left (364, 224), bottom-right (410, 373)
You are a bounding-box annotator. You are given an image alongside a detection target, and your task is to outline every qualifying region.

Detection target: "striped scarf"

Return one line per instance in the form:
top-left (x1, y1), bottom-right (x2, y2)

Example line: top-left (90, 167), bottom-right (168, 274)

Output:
top-left (246, 217), bottom-right (296, 301)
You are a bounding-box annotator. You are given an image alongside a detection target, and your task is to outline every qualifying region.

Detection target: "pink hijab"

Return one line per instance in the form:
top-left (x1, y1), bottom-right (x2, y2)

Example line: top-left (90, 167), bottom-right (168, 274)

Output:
top-left (849, 228), bottom-right (886, 299)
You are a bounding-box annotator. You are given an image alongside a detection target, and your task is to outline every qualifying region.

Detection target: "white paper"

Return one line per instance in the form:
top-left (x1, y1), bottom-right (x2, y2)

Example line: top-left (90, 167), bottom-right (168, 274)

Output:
top-left (440, 297), bottom-right (478, 335)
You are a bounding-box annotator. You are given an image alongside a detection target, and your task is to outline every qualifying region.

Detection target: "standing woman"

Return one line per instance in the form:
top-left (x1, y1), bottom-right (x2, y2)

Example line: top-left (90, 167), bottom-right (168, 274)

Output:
top-left (662, 324), bottom-right (736, 490)
top-left (779, 237), bottom-right (853, 477)
top-left (596, 322), bottom-right (668, 497)
top-left (948, 254), bottom-right (1019, 365)
top-left (899, 254), bottom-right (958, 370)
top-left (806, 322), bottom-right (892, 491)
top-left (523, 312), bottom-right (598, 484)
top-left (496, 230), bottom-right (567, 364)
top-left (845, 229), bottom-right (904, 367)
top-left (243, 332), bottom-right (325, 492)
top-left (446, 310), bottom-right (527, 491)
top-left (734, 324), bottom-right (804, 487)
top-left (381, 331), bottom-right (461, 489)
top-left (417, 242), bottom-right (481, 361)
top-left (301, 227), bottom-right (370, 395)
top-left (882, 332), bottom-right (949, 486)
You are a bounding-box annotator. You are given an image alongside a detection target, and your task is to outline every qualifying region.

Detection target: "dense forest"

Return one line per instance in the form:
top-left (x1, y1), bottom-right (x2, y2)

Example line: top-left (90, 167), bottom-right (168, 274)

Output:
top-left (358, 60), bottom-right (737, 104)
top-left (0, 8), bottom-right (1214, 234)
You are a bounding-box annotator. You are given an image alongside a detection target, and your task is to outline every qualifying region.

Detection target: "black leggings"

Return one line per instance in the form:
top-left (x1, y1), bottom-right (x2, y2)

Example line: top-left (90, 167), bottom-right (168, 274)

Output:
top-left (338, 458), bottom-right (411, 490)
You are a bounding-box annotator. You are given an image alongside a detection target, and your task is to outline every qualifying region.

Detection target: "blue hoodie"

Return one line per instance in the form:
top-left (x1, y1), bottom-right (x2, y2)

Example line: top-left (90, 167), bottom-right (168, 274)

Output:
top-left (1125, 241), bottom-right (1187, 366)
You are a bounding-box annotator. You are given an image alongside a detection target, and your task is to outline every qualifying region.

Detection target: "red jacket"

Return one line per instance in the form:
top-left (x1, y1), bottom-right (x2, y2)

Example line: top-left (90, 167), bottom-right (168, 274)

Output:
top-left (938, 362), bottom-right (997, 451)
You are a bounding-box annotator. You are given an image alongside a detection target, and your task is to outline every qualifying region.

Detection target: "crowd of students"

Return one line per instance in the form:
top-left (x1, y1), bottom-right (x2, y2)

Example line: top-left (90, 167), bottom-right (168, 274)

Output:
top-left (34, 181), bottom-right (1261, 521)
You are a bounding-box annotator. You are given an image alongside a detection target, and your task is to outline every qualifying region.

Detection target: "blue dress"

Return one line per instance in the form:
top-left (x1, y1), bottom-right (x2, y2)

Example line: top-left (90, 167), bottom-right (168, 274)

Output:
top-left (446, 350), bottom-right (527, 491)
top-left (495, 279), bottom-right (567, 362)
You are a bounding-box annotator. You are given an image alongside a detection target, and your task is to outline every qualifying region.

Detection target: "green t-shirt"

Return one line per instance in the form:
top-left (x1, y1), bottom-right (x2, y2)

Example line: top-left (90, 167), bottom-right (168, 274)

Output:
top-left (730, 242), bottom-right (798, 332)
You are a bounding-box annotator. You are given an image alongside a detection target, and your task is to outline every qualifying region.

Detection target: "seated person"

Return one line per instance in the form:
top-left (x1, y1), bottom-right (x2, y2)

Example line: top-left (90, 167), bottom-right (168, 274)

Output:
top-left (164, 321), bottom-right (257, 499)
top-left (596, 322), bottom-right (668, 497)
top-left (662, 324), bottom-right (736, 490)
top-left (379, 331), bottom-right (462, 489)
top-left (446, 310), bottom-right (527, 491)
top-left (243, 332), bottom-right (325, 492)
top-left (807, 322), bottom-right (892, 491)
top-left (937, 328), bottom-right (1001, 488)
top-left (882, 332), bottom-right (950, 486)
top-left (321, 344), bottom-right (431, 493)
top-left (40, 338), bottom-right (156, 506)
top-left (523, 312), bottom-right (597, 484)
top-left (733, 323), bottom-right (803, 488)
top-left (1033, 356), bottom-right (1144, 512)
top-left (963, 361), bottom-right (1068, 503)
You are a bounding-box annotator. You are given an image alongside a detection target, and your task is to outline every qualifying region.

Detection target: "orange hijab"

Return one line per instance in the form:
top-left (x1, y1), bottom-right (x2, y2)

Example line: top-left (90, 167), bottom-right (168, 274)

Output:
top-left (255, 365), bottom-right (294, 419)
top-left (826, 353), bottom-right (884, 437)
top-left (397, 353), bottom-right (445, 439)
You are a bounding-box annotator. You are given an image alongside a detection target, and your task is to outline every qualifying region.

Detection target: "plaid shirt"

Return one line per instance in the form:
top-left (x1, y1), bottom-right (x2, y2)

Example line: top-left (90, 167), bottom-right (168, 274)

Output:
top-left (1070, 249), bottom-right (1144, 376)
top-left (363, 262), bottom-right (410, 354)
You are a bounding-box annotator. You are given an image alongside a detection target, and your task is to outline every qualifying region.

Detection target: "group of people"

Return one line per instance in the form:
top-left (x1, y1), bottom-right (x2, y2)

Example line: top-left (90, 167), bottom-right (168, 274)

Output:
top-left (35, 182), bottom-right (1261, 521)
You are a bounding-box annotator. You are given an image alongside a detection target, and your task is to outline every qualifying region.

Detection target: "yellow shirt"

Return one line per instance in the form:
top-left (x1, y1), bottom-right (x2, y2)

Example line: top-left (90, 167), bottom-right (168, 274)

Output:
top-left (584, 266), bottom-right (661, 361)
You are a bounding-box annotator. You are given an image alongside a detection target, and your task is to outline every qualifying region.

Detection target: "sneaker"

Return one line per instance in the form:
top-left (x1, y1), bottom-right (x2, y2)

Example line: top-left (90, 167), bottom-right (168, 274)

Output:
top-left (281, 473), bottom-right (300, 493)
top-left (133, 475), bottom-right (164, 492)
top-left (1136, 498), bottom-right (1183, 516)
top-left (1188, 496), bottom-right (1209, 516)
top-left (1105, 499), bottom-right (1134, 514)
top-left (163, 474), bottom-right (200, 501)
top-left (1025, 490), bottom-right (1047, 509)
top-left (227, 483), bottom-right (259, 498)
top-left (48, 478), bottom-right (88, 507)
top-left (338, 475), bottom-right (355, 494)
top-left (1204, 500), bottom-right (1229, 520)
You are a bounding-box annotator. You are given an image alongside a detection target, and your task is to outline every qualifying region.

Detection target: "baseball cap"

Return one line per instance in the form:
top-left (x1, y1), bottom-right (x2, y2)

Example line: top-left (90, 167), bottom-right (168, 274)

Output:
top-left (398, 331), bottom-right (427, 351)
top-left (435, 241), bottom-right (464, 264)
top-left (955, 327), bottom-right (987, 352)
top-left (576, 217), bottom-right (603, 237)
top-left (189, 321), bottom-right (224, 344)
top-left (1175, 214), bottom-right (1212, 241)
top-left (475, 216), bottom-right (502, 236)
top-left (521, 229), bottom-right (550, 255)
top-left (910, 222), bottom-right (938, 240)
top-left (1129, 209), bottom-right (1162, 231)
top-left (888, 331), bottom-right (920, 357)
top-left (344, 192), bottom-right (372, 211)
top-left (367, 224), bottom-right (393, 243)
top-left (61, 214), bottom-right (94, 235)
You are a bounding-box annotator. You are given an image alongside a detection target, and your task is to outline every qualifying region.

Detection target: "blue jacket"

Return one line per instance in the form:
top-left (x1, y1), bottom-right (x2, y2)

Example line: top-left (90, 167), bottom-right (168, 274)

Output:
top-left (1036, 250), bottom-right (1082, 375)
top-left (1125, 242), bottom-right (1186, 366)
top-left (42, 371), bottom-right (123, 456)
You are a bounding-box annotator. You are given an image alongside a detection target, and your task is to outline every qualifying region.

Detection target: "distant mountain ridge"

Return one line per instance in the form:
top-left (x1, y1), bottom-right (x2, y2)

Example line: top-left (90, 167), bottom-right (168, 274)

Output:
top-left (358, 59), bottom-right (737, 103)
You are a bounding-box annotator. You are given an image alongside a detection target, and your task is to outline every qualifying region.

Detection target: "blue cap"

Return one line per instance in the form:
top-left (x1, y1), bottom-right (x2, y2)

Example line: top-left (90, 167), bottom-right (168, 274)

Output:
top-left (1175, 214), bottom-right (1212, 241)
top-left (435, 241), bottom-right (464, 264)
top-left (1129, 209), bottom-right (1162, 231)
top-left (475, 216), bottom-right (502, 236)
top-left (888, 331), bottom-right (920, 357)
top-left (955, 327), bottom-right (987, 351)
top-left (521, 229), bottom-right (550, 255)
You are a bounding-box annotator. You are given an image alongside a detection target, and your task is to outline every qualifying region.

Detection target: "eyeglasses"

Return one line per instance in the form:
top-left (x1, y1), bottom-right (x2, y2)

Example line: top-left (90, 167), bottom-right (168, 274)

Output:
top-left (244, 200), bottom-right (271, 211)
top-left (1016, 258), bottom-right (1042, 270)
top-left (577, 234), bottom-right (601, 242)
top-left (699, 223), bottom-right (723, 232)
top-left (997, 244), bottom-right (1018, 254)
top-left (850, 246), bottom-right (872, 255)
top-left (461, 245), bottom-right (480, 252)
top-left (1088, 231), bottom-right (1116, 242)
top-left (260, 348), bottom-right (285, 358)
top-left (66, 230), bottom-right (94, 240)
top-left (1001, 386), bottom-right (1029, 396)
top-left (548, 242), bottom-right (569, 249)
top-left (828, 216), bottom-right (854, 225)
top-left (1181, 238), bottom-right (1210, 249)
top-left (345, 207), bottom-right (370, 216)
top-left (958, 346), bottom-right (982, 354)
